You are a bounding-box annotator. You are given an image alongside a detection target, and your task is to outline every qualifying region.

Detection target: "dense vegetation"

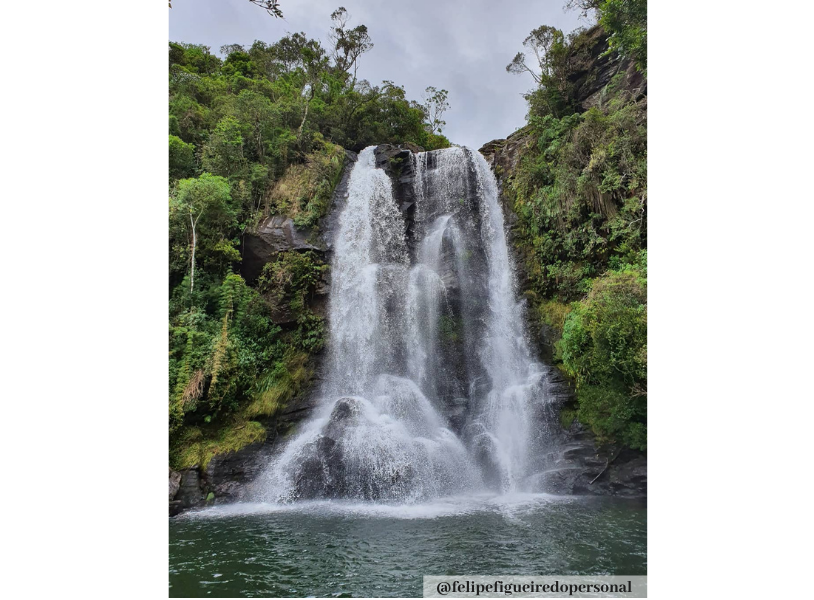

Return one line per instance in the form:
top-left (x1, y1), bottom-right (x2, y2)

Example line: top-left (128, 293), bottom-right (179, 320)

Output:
top-left (505, 0), bottom-right (647, 449)
top-left (168, 7), bottom-right (451, 469)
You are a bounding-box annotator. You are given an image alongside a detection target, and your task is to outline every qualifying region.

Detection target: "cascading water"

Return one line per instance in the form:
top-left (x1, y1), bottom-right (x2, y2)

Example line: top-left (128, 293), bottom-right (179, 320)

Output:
top-left (253, 145), bottom-right (553, 503)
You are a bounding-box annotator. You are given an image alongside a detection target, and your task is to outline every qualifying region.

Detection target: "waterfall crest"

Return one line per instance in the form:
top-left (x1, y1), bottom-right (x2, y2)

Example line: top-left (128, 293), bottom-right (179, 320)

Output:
top-left (253, 145), bottom-right (552, 503)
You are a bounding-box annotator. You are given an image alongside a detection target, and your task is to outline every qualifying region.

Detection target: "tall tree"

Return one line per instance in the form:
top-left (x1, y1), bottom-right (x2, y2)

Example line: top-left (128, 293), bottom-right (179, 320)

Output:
top-left (422, 87), bottom-right (450, 135)
top-left (329, 7), bottom-right (373, 87)
top-left (506, 25), bottom-right (565, 84)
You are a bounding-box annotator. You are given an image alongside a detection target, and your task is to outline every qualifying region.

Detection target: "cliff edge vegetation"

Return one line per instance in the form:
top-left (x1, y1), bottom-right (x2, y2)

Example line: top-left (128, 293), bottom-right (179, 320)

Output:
top-left (495, 0), bottom-right (647, 450)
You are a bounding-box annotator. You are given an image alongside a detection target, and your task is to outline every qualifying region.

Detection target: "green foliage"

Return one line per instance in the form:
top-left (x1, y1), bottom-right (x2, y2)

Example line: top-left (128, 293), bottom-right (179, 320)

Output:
top-left (258, 251), bottom-right (327, 353)
top-left (424, 132), bottom-right (452, 151)
top-left (439, 315), bottom-right (463, 345)
top-left (245, 351), bottom-right (311, 418)
top-left (559, 258), bottom-right (647, 449)
top-left (202, 116), bottom-right (247, 178)
top-left (506, 12), bottom-right (647, 450)
top-left (266, 137), bottom-right (345, 228)
top-left (539, 300), bottom-right (572, 334)
top-left (565, 0), bottom-right (647, 73)
top-left (169, 273), bottom-right (284, 431)
top-left (511, 97), bottom-right (646, 301)
top-left (169, 135), bottom-right (195, 181)
top-left (169, 174), bottom-right (240, 282)
top-left (170, 419), bottom-right (267, 471)
top-left (598, 0), bottom-right (647, 73)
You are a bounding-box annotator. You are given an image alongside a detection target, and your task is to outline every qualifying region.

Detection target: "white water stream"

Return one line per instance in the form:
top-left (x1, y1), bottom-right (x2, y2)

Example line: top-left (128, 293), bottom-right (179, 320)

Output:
top-left (253, 146), bottom-right (551, 502)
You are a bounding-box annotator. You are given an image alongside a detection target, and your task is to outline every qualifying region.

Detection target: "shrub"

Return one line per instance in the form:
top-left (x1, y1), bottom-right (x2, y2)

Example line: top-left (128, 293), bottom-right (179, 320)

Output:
top-left (559, 260), bottom-right (646, 449)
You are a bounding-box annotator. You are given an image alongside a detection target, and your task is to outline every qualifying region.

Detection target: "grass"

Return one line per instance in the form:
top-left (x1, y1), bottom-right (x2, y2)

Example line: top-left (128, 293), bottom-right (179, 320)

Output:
top-left (244, 352), bottom-right (311, 419)
top-left (171, 419), bottom-right (267, 471)
top-left (538, 299), bottom-right (573, 334)
top-left (266, 140), bottom-right (345, 228)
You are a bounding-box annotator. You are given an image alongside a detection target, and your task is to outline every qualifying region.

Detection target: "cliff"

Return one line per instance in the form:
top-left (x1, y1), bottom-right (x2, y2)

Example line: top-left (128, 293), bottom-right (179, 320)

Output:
top-left (478, 24), bottom-right (648, 496)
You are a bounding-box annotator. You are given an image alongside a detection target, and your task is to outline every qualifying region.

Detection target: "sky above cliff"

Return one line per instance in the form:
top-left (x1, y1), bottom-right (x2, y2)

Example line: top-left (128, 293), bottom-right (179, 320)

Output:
top-left (169, 0), bottom-right (587, 149)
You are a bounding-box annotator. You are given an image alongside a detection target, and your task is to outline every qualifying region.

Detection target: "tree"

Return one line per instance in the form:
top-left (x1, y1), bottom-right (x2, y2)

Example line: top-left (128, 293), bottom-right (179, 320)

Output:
top-left (171, 174), bottom-right (237, 293)
top-left (421, 87), bottom-right (449, 135)
top-left (233, 90), bottom-right (275, 162)
top-left (169, 135), bottom-right (195, 181)
top-left (506, 25), bottom-right (565, 84)
top-left (220, 44), bottom-right (245, 58)
top-left (329, 7), bottom-right (373, 87)
top-left (506, 25), bottom-right (572, 117)
top-left (596, 0), bottom-right (647, 73)
top-left (202, 116), bottom-right (246, 177)
top-left (295, 39), bottom-right (329, 141)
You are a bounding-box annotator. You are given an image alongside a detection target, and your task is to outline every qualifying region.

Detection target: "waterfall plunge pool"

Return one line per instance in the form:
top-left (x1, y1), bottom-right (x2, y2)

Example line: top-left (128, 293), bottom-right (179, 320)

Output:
top-left (169, 494), bottom-right (646, 597)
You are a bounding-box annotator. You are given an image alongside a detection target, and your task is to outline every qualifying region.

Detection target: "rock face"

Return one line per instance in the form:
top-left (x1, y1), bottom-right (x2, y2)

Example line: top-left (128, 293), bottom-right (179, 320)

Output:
top-left (241, 149), bottom-right (359, 284)
top-left (175, 468), bottom-right (204, 509)
top-left (373, 143), bottom-right (423, 247)
top-left (566, 25), bottom-right (646, 112)
top-left (169, 468), bottom-right (181, 500)
top-left (203, 441), bottom-right (271, 501)
top-left (241, 216), bottom-right (320, 283)
top-left (476, 28), bottom-right (647, 498)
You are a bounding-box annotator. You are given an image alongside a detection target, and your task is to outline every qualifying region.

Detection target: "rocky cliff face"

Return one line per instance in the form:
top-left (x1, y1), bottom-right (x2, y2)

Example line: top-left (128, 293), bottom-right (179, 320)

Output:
top-left (477, 26), bottom-right (647, 499)
top-left (566, 25), bottom-right (646, 112)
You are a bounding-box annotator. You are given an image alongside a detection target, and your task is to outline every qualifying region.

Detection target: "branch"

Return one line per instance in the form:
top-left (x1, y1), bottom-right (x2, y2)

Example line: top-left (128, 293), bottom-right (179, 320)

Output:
top-left (248, 0), bottom-right (283, 18)
top-left (589, 447), bottom-right (621, 484)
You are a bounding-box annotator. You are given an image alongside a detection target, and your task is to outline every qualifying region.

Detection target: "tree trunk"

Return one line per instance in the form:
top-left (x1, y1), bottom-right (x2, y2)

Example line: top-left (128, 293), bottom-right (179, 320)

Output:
top-left (189, 212), bottom-right (197, 294)
top-left (297, 87), bottom-right (315, 141)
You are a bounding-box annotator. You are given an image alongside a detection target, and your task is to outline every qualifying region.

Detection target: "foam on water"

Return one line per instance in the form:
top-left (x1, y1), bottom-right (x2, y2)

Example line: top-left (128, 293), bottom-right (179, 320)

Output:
top-left (180, 491), bottom-right (567, 521)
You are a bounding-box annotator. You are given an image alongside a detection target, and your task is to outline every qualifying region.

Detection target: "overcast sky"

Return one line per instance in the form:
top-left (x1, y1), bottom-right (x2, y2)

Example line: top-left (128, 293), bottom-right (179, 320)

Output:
top-left (169, 0), bottom-right (588, 149)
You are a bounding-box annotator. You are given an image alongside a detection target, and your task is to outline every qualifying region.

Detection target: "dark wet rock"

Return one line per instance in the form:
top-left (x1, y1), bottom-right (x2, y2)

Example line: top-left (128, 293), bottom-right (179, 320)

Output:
top-left (444, 397), bottom-right (469, 432)
top-left (319, 150), bottom-right (358, 255)
top-left (241, 216), bottom-right (321, 283)
top-left (606, 451), bottom-right (648, 496)
top-left (329, 397), bottom-right (363, 423)
top-left (566, 25), bottom-right (646, 112)
top-left (176, 468), bottom-right (204, 509)
top-left (528, 430), bottom-right (647, 498)
top-left (479, 127), bottom-right (533, 178)
top-left (375, 144), bottom-right (423, 242)
top-left (169, 468), bottom-right (182, 501)
top-left (287, 400), bottom-right (367, 500)
top-left (241, 149), bottom-right (358, 286)
top-left (203, 441), bottom-right (271, 503)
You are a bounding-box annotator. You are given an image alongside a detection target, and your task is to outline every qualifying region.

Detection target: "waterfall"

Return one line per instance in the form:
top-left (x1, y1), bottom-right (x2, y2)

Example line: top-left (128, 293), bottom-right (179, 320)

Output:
top-left (253, 145), bottom-right (552, 503)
